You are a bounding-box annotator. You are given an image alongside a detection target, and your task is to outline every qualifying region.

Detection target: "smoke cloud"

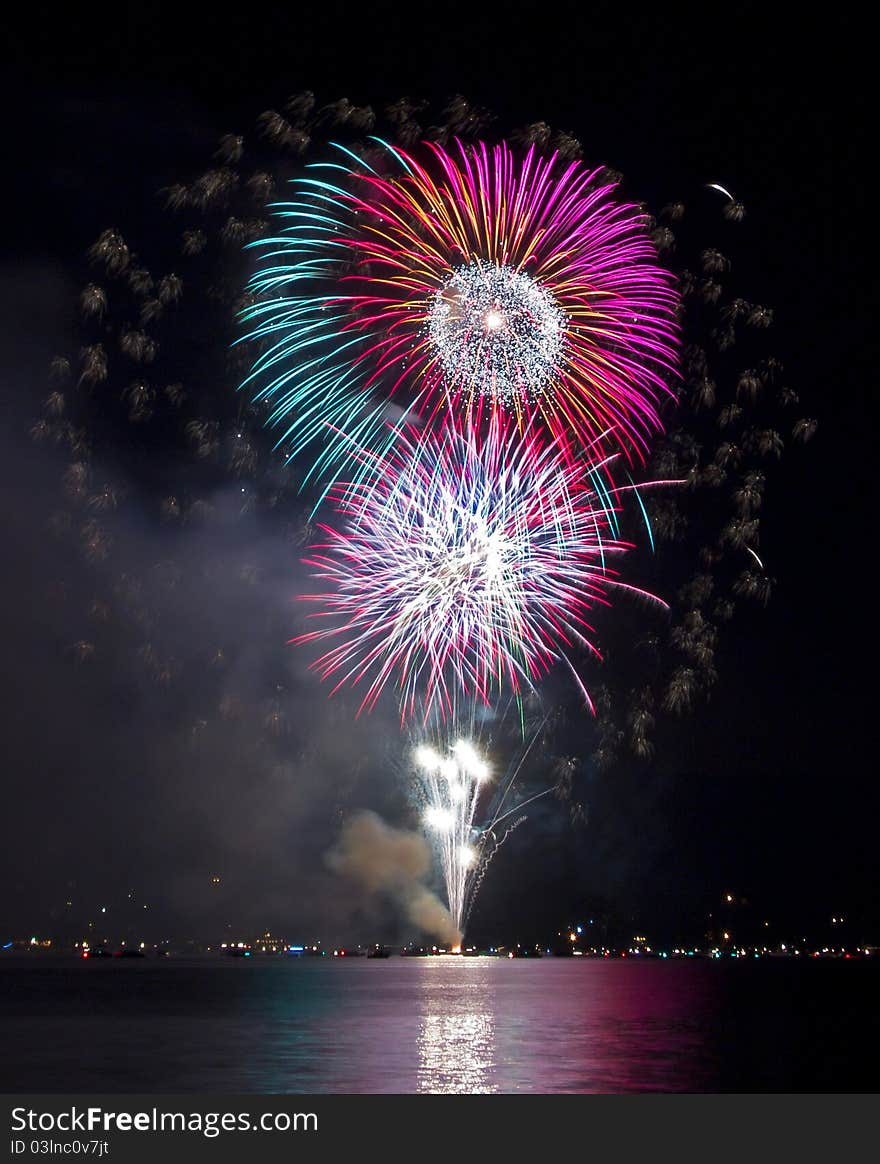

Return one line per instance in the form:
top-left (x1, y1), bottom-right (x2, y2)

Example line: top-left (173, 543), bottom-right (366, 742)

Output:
top-left (327, 811), bottom-right (461, 945)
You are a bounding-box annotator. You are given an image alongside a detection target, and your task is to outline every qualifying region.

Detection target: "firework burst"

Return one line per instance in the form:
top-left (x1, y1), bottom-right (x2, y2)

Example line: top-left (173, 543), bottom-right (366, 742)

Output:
top-left (294, 417), bottom-right (667, 721)
top-left (240, 138), bottom-right (680, 483)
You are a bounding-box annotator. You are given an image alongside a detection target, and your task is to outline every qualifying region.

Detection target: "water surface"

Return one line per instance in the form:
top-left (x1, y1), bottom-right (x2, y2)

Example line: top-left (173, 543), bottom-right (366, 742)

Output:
top-left (2, 957), bottom-right (876, 1093)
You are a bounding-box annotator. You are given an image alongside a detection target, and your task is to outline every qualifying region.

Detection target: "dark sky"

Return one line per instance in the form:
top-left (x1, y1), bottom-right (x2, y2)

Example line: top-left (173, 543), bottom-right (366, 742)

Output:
top-left (1, 8), bottom-right (869, 948)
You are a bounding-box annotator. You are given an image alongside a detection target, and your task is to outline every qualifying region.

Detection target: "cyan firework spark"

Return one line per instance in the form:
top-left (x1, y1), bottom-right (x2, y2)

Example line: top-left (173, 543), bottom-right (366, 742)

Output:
top-left (294, 418), bottom-right (667, 721)
top-left (240, 138), bottom-right (680, 484)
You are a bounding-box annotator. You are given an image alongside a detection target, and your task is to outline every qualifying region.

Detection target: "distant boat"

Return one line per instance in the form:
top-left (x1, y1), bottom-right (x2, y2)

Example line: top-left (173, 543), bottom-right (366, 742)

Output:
top-left (113, 948), bottom-right (145, 958)
top-left (367, 946), bottom-right (392, 958)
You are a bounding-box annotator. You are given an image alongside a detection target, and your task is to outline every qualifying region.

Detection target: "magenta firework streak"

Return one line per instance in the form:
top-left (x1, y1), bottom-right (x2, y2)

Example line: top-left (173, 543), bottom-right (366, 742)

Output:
top-left (241, 139), bottom-right (680, 476)
top-left (294, 418), bottom-right (668, 722)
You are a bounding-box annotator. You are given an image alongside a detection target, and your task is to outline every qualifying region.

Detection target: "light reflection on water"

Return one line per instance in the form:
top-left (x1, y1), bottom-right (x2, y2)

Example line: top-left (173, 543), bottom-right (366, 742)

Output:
top-left (408, 956), bottom-right (716, 1093)
top-left (2, 956), bottom-right (875, 1093)
top-left (417, 962), bottom-right (498, 1093)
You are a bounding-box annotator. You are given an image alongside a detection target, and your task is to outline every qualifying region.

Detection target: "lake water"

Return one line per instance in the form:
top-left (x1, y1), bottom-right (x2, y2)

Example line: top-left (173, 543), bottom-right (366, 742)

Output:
top-left (1, 957), bottom-right (876, 1093)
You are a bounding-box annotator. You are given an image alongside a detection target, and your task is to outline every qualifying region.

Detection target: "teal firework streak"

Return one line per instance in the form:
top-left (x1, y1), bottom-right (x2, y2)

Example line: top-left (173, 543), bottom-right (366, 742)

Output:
top-left (238, 138), bottom-right (680, 491)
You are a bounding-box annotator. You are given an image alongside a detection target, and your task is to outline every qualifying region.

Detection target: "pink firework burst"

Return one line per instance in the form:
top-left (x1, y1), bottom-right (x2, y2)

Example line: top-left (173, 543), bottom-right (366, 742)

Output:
top-left (242, 138), bottom-right (680, 479)
top-left (338, 138), bottom-right (679, 461)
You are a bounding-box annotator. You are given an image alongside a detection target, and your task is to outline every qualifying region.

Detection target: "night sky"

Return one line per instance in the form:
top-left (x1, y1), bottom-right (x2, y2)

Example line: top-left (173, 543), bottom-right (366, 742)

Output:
top-left (1, 8), bottom-right (869, 949)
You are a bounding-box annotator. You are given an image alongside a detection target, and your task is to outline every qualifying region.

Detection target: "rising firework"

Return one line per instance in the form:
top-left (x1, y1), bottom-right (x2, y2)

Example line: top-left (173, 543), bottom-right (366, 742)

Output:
top-left (415, 739), bottom-right (488, 941)
top-left (414, 719), bottom-right (556, 941)
top-left (295, 415), bottom-right (668, 722)
top-left (240, 138), bottom-right (680, 483)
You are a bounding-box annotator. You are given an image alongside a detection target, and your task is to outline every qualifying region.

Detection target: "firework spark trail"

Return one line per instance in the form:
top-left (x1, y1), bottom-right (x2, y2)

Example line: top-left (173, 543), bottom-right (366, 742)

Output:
top-left (240, 138), bottom-right (680, 485)
top-left (414, 739), bottom-right (490, 940)
top-left (456, 718), bottom-right (556, 934)
top-left (413, 714), bottom-right (556, 939)
top-left (294, 415), bottom-right (670, 723)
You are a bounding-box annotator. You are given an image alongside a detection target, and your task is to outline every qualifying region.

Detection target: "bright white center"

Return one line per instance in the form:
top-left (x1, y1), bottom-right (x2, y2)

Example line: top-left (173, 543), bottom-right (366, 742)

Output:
top-left (428, 260), bottom-right (565, 403)
top-left (425, 806), bottom-right (454, 832)
top-left (414, 505), bottom-right (515, 612)
top-left (415, 746), bottom-right (441, 771)
top-left (440, 758), bottom-right (459, 782)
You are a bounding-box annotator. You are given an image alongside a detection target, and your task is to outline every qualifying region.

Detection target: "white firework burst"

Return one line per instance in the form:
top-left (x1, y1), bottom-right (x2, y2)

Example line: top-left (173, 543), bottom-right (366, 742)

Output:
top-left (427, 261), bottom-right (566, 404)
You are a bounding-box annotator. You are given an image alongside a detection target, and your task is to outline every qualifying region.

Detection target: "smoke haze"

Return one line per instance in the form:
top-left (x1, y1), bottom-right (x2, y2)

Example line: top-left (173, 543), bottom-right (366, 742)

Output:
top-left (328, 812), bottom-right (460, 945)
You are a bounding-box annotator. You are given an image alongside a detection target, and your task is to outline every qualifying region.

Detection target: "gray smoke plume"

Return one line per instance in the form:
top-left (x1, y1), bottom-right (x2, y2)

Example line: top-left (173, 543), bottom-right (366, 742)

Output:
top-left (327, 811), bottom-right (461, 946)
